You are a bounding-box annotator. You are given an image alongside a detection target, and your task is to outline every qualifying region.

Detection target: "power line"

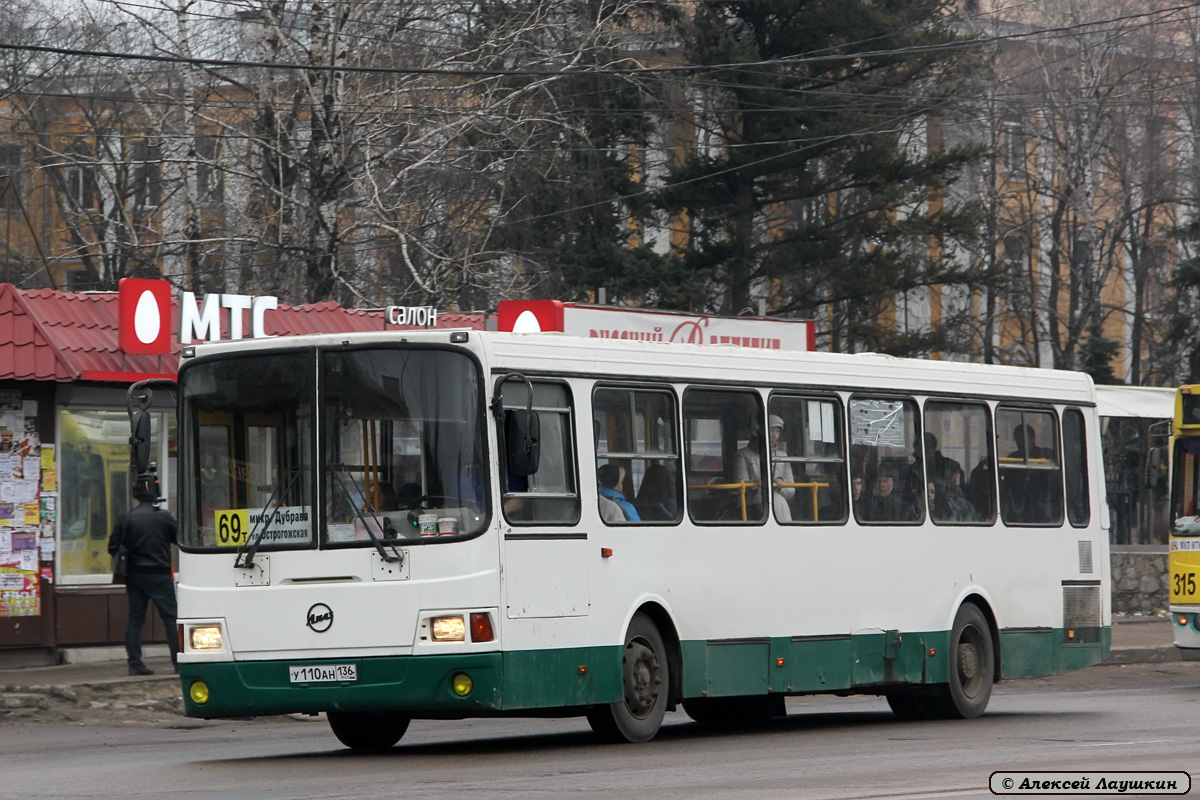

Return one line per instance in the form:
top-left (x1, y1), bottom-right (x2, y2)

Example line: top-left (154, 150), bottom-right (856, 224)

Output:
top-left (3, 2), bottom-right (1198, 78)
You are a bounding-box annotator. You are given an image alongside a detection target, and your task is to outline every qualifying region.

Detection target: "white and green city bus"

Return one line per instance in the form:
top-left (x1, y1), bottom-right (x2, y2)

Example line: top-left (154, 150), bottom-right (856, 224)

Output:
top-left (169, 330), bottom-right (1109, 749)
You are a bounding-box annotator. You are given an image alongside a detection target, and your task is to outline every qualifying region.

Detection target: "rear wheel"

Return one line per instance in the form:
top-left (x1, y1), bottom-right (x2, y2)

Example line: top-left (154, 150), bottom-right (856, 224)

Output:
top-left (326, 710), bottom-right (410, 751)
top-left (587, 613), bottom-right (669, 743)
top-left (930, 603), bottom-right (994, 719)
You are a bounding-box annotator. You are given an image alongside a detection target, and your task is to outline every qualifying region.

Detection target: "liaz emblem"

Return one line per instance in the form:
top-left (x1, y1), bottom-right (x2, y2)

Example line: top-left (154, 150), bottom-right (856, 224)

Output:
top-left (306, 603), bottom-right (333, 632)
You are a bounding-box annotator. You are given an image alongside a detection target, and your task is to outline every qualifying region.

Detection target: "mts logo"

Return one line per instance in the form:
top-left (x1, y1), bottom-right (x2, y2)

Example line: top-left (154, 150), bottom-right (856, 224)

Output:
top-left (116, 279), bottom-right (279, 354)
top-left (180, 292), bottom-right (278, 344)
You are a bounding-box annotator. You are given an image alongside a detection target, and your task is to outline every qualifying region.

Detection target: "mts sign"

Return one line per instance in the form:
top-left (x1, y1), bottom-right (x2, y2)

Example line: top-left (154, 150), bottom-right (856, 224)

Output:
top-left (180, 292), bottom-right (278, 344)
top-left (116, 279), bottom-right (279, 355)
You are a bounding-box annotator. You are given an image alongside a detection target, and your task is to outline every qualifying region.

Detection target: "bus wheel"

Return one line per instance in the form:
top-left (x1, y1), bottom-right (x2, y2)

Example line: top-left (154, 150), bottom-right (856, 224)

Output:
top-left (932, 603), bottom-right (994, 719)
top-left (326, 710), bottom-right (410, 751)
top-left (587, 613), bottom-right (669, 743)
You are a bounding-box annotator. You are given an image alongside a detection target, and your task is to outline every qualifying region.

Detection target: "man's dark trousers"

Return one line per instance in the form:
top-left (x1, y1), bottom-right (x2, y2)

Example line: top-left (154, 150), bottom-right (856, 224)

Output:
top-left (125, 570), bottom-right (179, 670)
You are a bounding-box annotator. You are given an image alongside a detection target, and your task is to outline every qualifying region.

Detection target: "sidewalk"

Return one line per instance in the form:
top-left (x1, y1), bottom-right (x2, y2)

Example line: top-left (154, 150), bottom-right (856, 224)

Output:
top-left (1105, 613), bottom-right (1181, 664)
top-left (0, 616), bottom-right (1179, 702)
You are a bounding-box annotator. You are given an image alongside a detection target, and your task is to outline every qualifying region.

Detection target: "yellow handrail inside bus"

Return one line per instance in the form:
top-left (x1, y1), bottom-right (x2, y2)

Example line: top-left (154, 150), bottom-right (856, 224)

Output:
top-left (777, 481), bottom-right (831, 519)
top-left (687, 481), bottom-right (832, 521)
top-left (689, 482), bottom-right (756, 520)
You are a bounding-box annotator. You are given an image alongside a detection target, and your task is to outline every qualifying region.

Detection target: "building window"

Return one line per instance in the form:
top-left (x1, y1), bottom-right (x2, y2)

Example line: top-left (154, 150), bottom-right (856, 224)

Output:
top-left (0, 144), bottom-right (23, 197)
top-left (1003, 116), bottom-right (1028, 178)
top-left (63, 164), bottom-right (96, 211)
top-left (132, 140), bottom-right (162, 209)
top-left (196, 135), bottom-right (224, 206)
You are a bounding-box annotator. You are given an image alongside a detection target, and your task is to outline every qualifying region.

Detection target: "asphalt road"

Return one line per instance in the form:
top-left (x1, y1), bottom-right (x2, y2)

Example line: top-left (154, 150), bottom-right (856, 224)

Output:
top-left (1, 660), bottom-right (1195, 800)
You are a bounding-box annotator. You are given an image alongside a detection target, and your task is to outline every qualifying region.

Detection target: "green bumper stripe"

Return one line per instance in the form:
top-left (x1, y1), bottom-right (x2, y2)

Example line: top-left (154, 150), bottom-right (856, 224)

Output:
top-left (181, 653), bottom-right (503, 718)
top-left (180, 626), bottom-right (1109, 718)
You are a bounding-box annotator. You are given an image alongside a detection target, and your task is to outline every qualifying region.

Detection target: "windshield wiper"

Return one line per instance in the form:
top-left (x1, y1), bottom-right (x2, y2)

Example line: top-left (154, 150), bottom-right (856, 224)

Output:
top-left (330, 466), bottom-right (405, 564)
top-left (234, 466), bottom-right (302, 569)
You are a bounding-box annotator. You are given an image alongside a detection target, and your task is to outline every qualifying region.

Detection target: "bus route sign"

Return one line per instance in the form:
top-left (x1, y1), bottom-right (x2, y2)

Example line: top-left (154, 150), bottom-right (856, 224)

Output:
top-left (213, 507), bottom-right (313, 547)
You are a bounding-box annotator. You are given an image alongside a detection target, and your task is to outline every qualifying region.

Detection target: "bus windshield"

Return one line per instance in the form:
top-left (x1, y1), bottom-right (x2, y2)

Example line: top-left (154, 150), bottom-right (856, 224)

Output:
top-left (1172, 436), bottom-right (1200, 526)
top-left (180, 352), bottom-right (314, 550)
top-left (321, 347), bottom-right (487, 543)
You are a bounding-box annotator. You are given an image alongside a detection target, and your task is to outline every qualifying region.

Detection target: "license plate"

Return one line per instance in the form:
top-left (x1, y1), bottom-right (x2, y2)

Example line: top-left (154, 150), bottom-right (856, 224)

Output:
top-left (289, 664), bottom-right (357, 683)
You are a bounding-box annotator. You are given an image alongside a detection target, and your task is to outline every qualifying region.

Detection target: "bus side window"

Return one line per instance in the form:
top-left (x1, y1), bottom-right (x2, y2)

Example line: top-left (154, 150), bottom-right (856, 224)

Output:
top-left (924, 401), bottom-right (995, 525)
top-left (500, 381), bottom-right (580, 526)
top-left (1063, 408), bottom-right (1090, 527)
top-left (684, 389), bottom-right (766, 524)
top-left (767, 394), bottom-right (847, 524)
top-left (848, 397), bottom-right (924, 525)
top-left (593, 387), bottom-right (681, 525)
top-left (996, 407), bottom-right (1063, 525)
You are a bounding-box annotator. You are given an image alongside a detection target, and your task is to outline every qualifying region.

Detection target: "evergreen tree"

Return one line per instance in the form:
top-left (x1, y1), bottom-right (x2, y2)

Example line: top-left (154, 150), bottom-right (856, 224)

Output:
top-left (655, 0), bottom-right (986, 351)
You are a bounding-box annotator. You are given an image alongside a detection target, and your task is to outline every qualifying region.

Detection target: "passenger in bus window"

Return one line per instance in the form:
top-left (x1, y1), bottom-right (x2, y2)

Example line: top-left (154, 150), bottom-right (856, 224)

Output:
top-left (1010, 424), bottom-right (1051, 461)
top-left (929, 478), bottom-right (977, 523)
top-left (967, 457), bottom-right (993, 517)
top-left (635, 463), bottom-right (677, 520)
top-left (865, 471), bottom-right (917, 522)
top-left (767, 415), bottom-right (795, 522)
top-left (924, 433), bottom-right (963, 487)
top-left (598, 464), bottom-right (640, 522)
top-left (733, 427), bottom-right (768, 518)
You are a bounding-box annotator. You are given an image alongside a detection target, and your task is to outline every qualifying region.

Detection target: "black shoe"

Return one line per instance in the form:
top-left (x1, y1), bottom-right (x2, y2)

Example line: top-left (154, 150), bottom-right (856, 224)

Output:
top-left (129, 664), bottom-right (155, 676)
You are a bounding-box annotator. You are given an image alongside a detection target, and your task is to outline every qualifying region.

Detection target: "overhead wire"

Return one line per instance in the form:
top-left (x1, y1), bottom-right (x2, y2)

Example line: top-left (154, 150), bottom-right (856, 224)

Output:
top-left (8, 0), bottom-right (1200, 282)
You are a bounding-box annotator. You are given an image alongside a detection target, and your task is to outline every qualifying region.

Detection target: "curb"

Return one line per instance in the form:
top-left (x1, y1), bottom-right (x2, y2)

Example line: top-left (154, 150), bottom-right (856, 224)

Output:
top-left (1103, 645), bottom-right (1181, 665)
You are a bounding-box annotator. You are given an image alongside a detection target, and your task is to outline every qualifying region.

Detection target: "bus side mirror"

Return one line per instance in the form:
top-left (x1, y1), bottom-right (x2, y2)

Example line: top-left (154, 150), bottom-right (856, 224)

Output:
top-left (505, 409), bottom-right (540, 476)
top-left (1146, 447), bottom-right (1163, 489)
top-left (130, 410), bottom-right (152, 474)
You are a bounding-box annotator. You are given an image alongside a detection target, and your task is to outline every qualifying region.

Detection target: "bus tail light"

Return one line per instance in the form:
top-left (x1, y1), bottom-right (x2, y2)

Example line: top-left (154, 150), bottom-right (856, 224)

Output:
top-left (470, 613), bottom-right (494, 642)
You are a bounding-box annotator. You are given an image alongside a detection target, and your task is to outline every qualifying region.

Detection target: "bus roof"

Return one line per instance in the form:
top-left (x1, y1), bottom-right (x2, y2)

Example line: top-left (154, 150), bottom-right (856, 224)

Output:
top-left (188, 329), bottom-right (1099, 405)
top-left (1093, 385), bottom-right (1175, 420)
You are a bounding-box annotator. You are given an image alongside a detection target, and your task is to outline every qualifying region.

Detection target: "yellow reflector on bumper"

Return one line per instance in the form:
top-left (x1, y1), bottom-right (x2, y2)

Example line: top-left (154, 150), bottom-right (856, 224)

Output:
top-left (189, 681), bottom-right (210, 705)
top-left (451, 673), bottom-right (473, 697)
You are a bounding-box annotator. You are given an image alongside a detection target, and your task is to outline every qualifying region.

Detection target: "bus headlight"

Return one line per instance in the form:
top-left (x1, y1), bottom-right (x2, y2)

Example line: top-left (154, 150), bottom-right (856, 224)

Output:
top-left (190, 625), bottom-right (224, 650)
top-left (431, 616), bottom-right (466, 642)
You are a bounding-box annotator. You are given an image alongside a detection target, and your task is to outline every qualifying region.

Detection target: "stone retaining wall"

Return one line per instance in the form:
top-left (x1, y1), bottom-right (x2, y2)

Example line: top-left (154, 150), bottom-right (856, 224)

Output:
top-left (1111, 546), bottom-right (1168, 614)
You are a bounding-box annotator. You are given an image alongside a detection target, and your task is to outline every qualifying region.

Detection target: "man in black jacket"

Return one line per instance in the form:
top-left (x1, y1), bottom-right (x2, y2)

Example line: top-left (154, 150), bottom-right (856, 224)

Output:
top-left (109, 475), bottom-right (178, 675)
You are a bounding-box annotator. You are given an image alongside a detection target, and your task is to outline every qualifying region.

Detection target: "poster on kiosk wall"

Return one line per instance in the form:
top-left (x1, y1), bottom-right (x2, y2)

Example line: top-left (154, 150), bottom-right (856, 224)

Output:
top-left (496, 300), bottom-right (814, 352)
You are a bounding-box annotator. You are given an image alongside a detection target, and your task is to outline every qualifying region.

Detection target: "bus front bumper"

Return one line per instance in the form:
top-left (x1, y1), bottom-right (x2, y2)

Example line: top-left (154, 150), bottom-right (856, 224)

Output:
top-left (179, 653), bottom-right (503, 718)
